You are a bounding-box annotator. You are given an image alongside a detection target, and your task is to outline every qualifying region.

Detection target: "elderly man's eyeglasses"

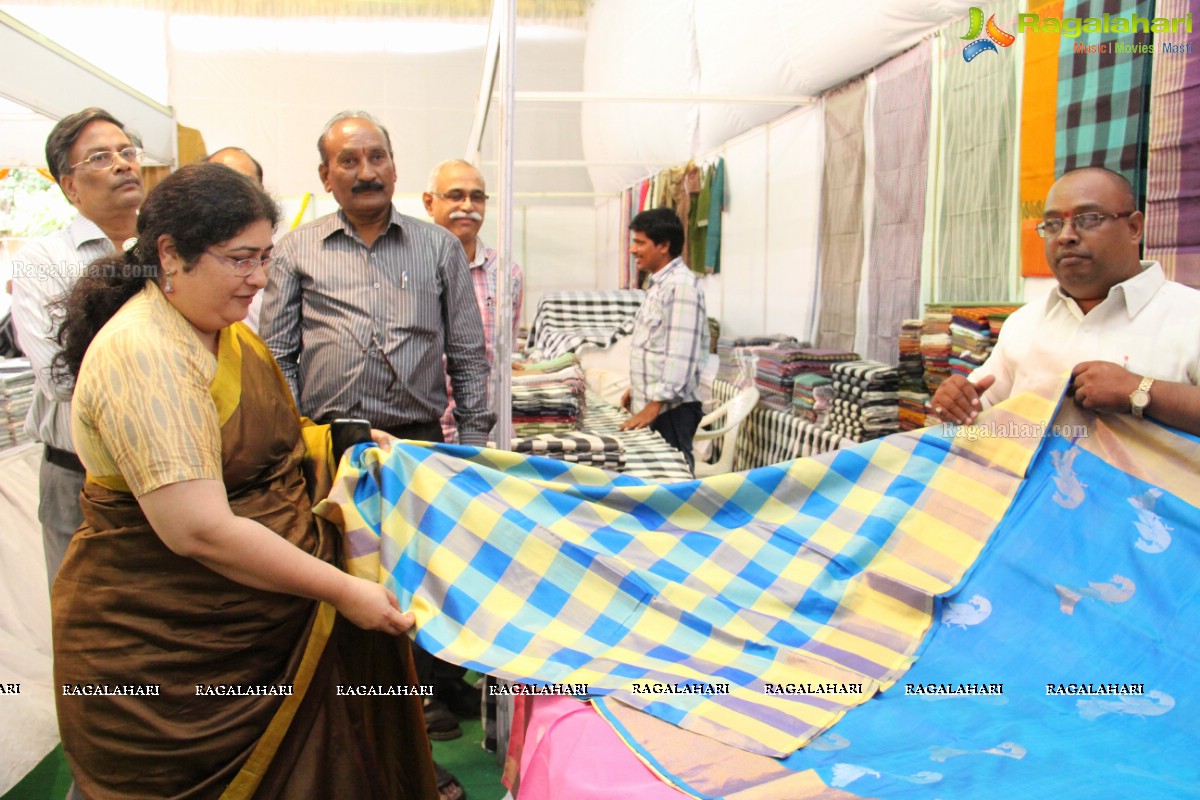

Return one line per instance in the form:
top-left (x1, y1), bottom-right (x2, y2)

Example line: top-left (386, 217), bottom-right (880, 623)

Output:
top-left (433, 190), bottom-right (489, 204)
top-left (206, 249), bottom-right (273, 276)
top-left (69, 147), bottom-right (145, 172)
top-left (1036, 211), bottom-right (1135, 238)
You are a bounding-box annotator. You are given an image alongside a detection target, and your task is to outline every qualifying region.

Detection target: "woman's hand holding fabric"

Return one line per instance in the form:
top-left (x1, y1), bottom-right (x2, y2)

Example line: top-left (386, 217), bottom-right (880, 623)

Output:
top-left (333, 576), bottom-right (415, 635)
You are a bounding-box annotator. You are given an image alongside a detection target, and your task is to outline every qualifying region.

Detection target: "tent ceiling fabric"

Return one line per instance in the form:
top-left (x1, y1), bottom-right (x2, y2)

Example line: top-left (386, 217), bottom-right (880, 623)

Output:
top-left (8, 0), bottom-right (588, 21)
top-left (0, 9), bottom-right (174, 168)
top-left (582, 0), bottom-right (978, 193)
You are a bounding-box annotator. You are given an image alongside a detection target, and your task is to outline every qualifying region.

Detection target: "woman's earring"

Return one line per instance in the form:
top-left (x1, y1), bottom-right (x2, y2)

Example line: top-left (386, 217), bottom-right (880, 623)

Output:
top-left (164, 270), bottom-right (174, 294)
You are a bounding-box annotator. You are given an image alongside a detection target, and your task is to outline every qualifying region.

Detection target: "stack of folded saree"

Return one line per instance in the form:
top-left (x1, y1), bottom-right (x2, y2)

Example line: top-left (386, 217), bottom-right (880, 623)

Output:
top-left (920, 307), bottom-right (952, 392)
top-left (949, 306), bottom-right (1020, 378)
top-left (755, 345), bottom-right (818, 412)
top-left (897, 389), bottom-right (931, 431)
top-left (791, 373), bottom-right (832, 424)
top-left (715, 335), bottom-right (802, 384)
top-left (511, 365), bottom-right (587, 436)
top-left (897, 319), bottom-right (925, 391)
top-left (827, 360), bottom-right (900, 442)
top-left (511, 432), bottom-right (625, 471)
top-left (0, 358), bottom-right (33, 450)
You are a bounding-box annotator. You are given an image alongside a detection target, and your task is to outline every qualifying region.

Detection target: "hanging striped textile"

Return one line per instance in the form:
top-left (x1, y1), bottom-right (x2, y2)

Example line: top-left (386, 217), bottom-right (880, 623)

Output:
top-left (866, 44), bottom-right (931, 363)
top-left (316, 381), bottom-right (1059, 758)
top-left (936, 0), bottom-right (1020, 301)
top-left (1144, 0), bottom-right (1200, 288)
top-left (817, 78), bottom-right (867, 352)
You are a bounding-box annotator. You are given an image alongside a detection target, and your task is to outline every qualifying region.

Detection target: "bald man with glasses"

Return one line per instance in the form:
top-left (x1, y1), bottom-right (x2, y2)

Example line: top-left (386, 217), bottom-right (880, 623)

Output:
top-left (932, 166), bottom-right (1200, 436)
top-left (423, 159), bottom-right (524, 443)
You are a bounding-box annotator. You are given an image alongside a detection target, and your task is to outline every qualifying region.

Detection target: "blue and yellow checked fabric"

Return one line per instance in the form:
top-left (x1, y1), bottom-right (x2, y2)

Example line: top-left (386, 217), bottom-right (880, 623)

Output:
top-left (316, 385), bottom-right (1060, 757)
top-left (598, 383), bottom-right (1200, 798)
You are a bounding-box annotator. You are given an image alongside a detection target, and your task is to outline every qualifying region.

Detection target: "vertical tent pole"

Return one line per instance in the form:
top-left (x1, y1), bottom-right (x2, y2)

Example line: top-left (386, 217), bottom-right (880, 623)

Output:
top-left (491, 0), bottom-right (516, 450)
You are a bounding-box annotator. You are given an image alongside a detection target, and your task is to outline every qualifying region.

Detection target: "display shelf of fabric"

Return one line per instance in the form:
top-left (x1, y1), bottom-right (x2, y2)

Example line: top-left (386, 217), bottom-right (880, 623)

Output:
top-left (0, 358), bottom-right (34, 451)
top-left (827, 360), bottom-right (900, 443)
top-left (525, 290), bottom-right (645, 361)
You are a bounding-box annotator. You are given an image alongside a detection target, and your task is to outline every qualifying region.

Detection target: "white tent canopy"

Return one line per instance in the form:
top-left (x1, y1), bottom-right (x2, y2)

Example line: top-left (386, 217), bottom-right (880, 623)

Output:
top-left (0, 9), bottom-right (174, 167)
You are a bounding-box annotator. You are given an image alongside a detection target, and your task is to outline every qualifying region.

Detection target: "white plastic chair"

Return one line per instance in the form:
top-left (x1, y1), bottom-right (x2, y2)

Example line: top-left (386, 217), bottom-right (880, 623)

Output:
top-left (692, 386), bottom-right (760, 477)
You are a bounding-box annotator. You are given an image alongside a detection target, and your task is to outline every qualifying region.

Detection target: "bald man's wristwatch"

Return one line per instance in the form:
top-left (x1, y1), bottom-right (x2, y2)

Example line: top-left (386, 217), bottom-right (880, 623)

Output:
top-left (1129, 377), bottom-right (1154, 418)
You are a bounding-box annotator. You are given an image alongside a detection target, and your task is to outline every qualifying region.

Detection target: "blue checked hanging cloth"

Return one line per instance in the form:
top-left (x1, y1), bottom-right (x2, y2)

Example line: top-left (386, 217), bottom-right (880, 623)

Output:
top-left (314, 379), bottom-right (1061, 759)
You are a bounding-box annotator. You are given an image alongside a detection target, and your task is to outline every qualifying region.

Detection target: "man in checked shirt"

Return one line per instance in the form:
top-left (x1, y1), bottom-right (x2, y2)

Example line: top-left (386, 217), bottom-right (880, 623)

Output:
top-left (620, 208), bottom-right (708, 472)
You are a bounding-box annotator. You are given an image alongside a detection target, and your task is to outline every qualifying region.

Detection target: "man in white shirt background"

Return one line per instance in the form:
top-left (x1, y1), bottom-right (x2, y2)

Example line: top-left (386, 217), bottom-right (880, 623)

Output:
top-left (10, 107), bottom-right (145, 587)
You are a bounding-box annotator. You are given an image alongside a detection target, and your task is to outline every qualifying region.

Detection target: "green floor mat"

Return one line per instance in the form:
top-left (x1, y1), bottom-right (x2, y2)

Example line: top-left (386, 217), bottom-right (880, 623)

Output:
top-left (1, 745), bottom-right (71, 800)
top-left (431, 717), bottom-right (508, 800)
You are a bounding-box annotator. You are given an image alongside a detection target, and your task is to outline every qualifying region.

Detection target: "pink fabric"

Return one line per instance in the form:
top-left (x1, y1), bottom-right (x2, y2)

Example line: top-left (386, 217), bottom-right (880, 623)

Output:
top-left (514, 696), bottom-right (694, 800)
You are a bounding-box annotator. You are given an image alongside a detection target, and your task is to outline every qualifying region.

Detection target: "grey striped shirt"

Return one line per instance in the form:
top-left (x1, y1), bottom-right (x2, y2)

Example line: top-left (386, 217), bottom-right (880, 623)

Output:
top-left (260, 207), bottom-right (494, 444)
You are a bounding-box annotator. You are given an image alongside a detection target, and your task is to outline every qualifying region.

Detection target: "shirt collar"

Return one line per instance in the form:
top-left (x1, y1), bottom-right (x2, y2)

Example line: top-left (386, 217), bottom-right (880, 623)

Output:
top-left (469, 238), bottom-right (491, 269)
top-left (323, 205), bottom-right (405, 244)
top-left (1045, 260), bottom-right (1164, 319)
top-left (68, 214), bottom-right (112, 250)
top-left (647, 257), bottom-right (686, 287)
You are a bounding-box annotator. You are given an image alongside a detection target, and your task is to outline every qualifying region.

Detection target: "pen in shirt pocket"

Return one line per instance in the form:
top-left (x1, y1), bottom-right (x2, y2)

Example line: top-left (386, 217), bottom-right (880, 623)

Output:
top-left (402, 271), bottom-right (408, 289)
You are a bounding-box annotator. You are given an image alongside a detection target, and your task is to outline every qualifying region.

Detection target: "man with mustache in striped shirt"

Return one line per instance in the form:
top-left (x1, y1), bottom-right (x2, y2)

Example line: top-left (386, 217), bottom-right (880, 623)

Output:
top-left (261, 111), bottom-right (493, 448)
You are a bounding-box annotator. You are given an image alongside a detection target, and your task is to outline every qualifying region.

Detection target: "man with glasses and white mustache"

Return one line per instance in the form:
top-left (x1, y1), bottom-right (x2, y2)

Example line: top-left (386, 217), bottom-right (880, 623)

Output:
top-left (423, 159), bottom-right (524, 443)
top-left (10, 107), bottom-right (145, 585)
top-left (932, 166), bottom-right (1200, 435)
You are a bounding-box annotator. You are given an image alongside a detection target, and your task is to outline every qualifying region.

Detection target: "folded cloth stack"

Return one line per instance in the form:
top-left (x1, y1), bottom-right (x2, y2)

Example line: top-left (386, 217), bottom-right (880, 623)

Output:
top-left (512, 432), bottom-right (625, 471)
top-left (0, 358), bottom-right (34, 450)
top-left (715, 334), bottom-right (803, 384)
top-left (516, 352), bottom-right (579, 374)
top-left (949, 305), bottom-right (1022, 377)
top-left (581, 394), bottom-right (693, 481)
top-left (920, 306), bottom-right (952, 393)
top-left (898, 318), bottom-right (926, 392)
top-left (898, 389), bottom-right (930, 432)
top-left (754, 345), bottom-right (824, 413)
top-left (511, 364), bottom-right (587, 437)
top-left (827, 360), bottom-right (900, 443)
top-left (788, 347), bottom-right (860, 378)
top-left (791, 373), bottom-right (832, 424)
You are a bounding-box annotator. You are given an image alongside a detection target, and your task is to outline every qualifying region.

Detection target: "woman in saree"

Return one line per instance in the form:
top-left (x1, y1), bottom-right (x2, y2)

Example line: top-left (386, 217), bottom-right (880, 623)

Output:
top-left (51, 162), bottom-right (437, 799)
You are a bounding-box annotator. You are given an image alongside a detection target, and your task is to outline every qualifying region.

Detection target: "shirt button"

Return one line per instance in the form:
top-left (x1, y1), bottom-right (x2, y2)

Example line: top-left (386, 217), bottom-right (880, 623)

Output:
top-left (374, 282), bottom-right (380, 289)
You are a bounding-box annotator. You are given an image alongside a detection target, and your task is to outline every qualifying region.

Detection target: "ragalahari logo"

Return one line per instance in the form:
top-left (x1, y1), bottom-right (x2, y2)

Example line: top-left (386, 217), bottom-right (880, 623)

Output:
top-left (962, 7), bottom-right (1016, 61)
